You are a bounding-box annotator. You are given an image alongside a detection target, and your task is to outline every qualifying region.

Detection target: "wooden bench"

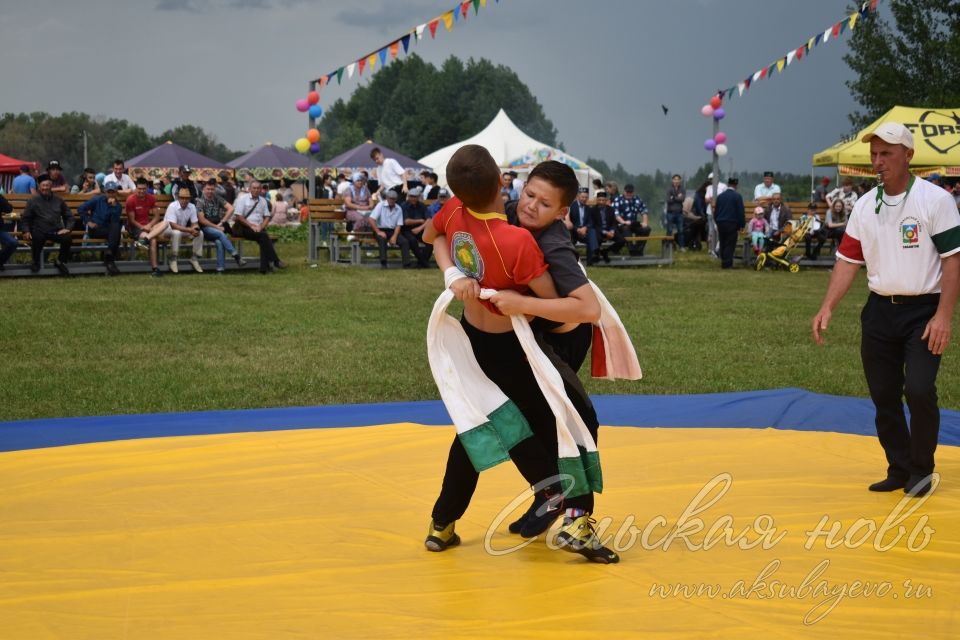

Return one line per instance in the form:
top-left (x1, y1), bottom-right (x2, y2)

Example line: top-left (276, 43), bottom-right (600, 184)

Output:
top-left (306, 199), bottom-right (346, 262)
top-left (582, 234), bottom-right (676, 267)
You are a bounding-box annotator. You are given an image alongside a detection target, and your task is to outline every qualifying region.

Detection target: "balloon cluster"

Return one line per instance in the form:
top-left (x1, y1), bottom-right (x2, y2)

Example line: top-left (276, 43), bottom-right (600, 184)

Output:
top-left (294, 90), bottom-right (323, 154)
top-left (701, 95), bottom-right (729, 157)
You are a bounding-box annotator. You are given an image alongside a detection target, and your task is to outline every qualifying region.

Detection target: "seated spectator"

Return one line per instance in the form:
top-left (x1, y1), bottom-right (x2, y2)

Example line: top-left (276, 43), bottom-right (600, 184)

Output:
top-left (567, 186), bottom-right (589, 246)
top-left (825, 177), bottom-right (859, 214)
top-left (367, 190), bottom-right (411, 269)
top-left (196, 178), bottom-right (245, 273)
top-left (586, 191), bottom-right (625, 265)
top-left (591, 178), bottom-right (603, 196)
top-left (428, 188), bottom-right (449, 217)
top-left (748, 206), bottom-right (769, 254)
top-left (21, 175), bottom-right (74, 275)
top-left (102, 160), bottom-right (136, 195)
top-left (612, 184), bottom-right (651, 256)
top-left (72, 168), bottom-right (101, 194)
top-left (269, 193), bottom-right (291, 226)
top-left (814, 177), bottom-right (831, 203)
top-left (764, 192), bottom-right (792, 243)
top-left (11, 164), bottom-right (37, 195)
top-left (126, 178), bottom-right (166, 276)
top-left (298, 199), bottom-right (310, 224)
top-left (421, 172), bottom-right (440, 200)
top-left (232, 180), bottom-right (285, 274)
top-left (42, 161), bottom-right (69, 193)
top-left (163, 188), bottom-right (205, 274)
top-left (399, 187), bottom-right (431, 268)
top-left (343, 174), bottom-right (373, 231)
top-left (686, 180), bottom-right (710, 251)
top-left (319, 173), bottom-right (335, 199)
top-left (171, 165), bottom-right (199, 203)
top-left (78, 184), bottom-right (124, 275)
top-left (807, 199), bottom-right (847, 260)
top-left (753, 171), bottom-right (781, 205)
top-left (335, 173), bottom-right (351, 197)
top-left (797, 203), bottom-right (824, 260)
top-left (0, 193), bottom-right (16, 270)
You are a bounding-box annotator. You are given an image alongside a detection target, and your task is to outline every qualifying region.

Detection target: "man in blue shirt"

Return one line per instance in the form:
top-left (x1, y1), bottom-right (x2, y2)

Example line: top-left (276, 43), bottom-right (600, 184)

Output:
top-left (78, 184), bottom-right (123, 275)
top-left (11, 165), bottom-right (37, 195)
top-left (714, 177), bottom-right (745, 269)
top-left (611, 184), bottom-right (652, 256)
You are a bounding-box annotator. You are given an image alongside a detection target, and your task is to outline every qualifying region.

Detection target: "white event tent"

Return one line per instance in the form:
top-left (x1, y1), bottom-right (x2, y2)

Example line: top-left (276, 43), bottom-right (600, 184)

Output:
top-left (418, 109), bottom-right (602, 190)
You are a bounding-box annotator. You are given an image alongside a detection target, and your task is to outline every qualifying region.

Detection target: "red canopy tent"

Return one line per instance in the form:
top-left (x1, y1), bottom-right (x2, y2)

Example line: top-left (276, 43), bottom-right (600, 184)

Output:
top-left (0, 153), bottom-right (39, 192)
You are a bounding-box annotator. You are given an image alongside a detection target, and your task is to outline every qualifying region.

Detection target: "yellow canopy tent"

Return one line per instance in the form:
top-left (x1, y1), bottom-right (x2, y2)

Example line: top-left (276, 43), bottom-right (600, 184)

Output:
top-left (813, 106), bottom-right (960, 177)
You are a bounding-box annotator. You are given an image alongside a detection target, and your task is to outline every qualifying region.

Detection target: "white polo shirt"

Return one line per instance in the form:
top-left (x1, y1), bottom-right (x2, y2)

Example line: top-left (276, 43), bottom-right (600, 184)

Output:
top-left (753, 182), bottom-right (781, 200)
top-left (378, 157), bottom-right (405, 191)
top-left (370, 201), bottom-right (403, 229)
top-left (837, 178), bottom-right (960, 296)
top-left (164, 201), bottom-right (198, 227)
top-left (234, 193), bottom-right (271, 227)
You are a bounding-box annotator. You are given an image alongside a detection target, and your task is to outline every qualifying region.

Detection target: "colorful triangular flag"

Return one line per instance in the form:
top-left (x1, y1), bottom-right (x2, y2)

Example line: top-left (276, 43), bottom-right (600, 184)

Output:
top-left (347, 62), bottom-right (356, 78)
top-left (336, 67), bottom-right (344, 84)
top-left (848, 12), bottom-right (859, 30)
top-left (401, 34), bottom-right (411, 53)
top-left (358, 57), bottom-right (366, 75)
top-left (443, 11), bottom-right (454, 30)
top-left (822, 26), bottom-right (831, 43)
top-left (737, 82), bottom-right (746, 96)
top-left (744, 77), bottom-right (752, 90)
top-left (318, 76), bottom-right (327, 88)
top-left (786, 50), bottom-right (796, 65)
top-left (776, 58), bottom-right (785, 73)
top-left (473, 0), bottom-right (481, 13)
top-left (368, 53), bottom-right (377, 70)
top-left (461, 1), bottom-right (470, 19)
top-left (429, 19), bottom-right (439, 37)
top-left (796, 45), bottom-right (804, 60)
top-left (378, 47), bottom-right (388, 65)
top-left (759, 66), bottom-right (769, 80)
top-left (415, 24), bottom-right (426, 40)
top-left (752, 69), bottom-right (762, 82)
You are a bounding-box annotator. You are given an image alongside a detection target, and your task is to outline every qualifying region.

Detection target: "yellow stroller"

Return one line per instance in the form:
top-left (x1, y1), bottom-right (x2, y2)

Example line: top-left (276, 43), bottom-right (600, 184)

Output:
top-left (754, 216), bottom-right (814, 273)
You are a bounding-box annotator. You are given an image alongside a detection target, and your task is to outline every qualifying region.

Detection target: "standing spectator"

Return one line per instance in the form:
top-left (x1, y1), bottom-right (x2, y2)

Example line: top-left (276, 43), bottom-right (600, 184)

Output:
top-left (42, 161), bottom-right (69, 193)
top-left (319, 173), bottom-right (335, 199)
top-left (748, 206), bottom-right (769, 255)
top-left (162, 188), bottom-right (205, 274)
top-left (101, 159), bottom-right (136, 194)
top-left (269, 193), bottom-right (291, 226)
top-left (370, 147), bottom-right (407, 199)
top-left (233, 181), bottom-right (285, 274)
top-left (219, 171), bottom-right (237, 204)
top-left (567, 187), bottom-right (589, 246)
top-left (12, 164), bottom-right (37, 195)
top-left (612, 184), bottom-right (651, 256)
top-left (429, 188), bottom-right (450, 217)
top-left (812, 122), bottom-right (960, 497)
top-left (764, 192), bottom-right (793, 243)
top-left (705, 172), bottom-right (727, 256)
top-left (78, 184), bottom-right (123, 275)
top-left (714, 176), bottom-right (745, 269)
top-left (343, 174), bottom-right (373, 231)
top-left (72, 168), bottom-right (101, 194)
top-left (826, 177), bottom-right (860, 215)
top-left (753, 170), bottom-right (781, 205)
top-left (367, 190), bottom-right (409, 269)
top-left (510, 170), bottom-right (524, 196)
top-left (814, 177), bottom-right (831, 203)
top-left (21, 176), bottom-right (74, 274)
top-left (196, 179), bottom-right (245, 273)
top-left (399, 187), bottom-right (431, 268)
top-left (500, 172), bottom-right (518, 200)
top-left (421, 172), bottom-right (440, 200)
top-left (171, 165), bottom-right (199, 203)
top-left (0, 193), bottom-right (16, 270)
top-left (665, 174), bottom-right (686, 250)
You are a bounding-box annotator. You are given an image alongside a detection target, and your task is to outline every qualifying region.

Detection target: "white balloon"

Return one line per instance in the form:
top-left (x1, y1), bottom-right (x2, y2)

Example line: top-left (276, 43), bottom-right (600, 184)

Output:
top-left (715, 143), bottom-right (729, 157)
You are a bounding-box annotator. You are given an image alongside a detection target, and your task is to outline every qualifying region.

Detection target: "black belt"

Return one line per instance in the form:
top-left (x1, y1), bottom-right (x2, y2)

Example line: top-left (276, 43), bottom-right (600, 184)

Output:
top-left (871, 292), bottom-right (940, 305)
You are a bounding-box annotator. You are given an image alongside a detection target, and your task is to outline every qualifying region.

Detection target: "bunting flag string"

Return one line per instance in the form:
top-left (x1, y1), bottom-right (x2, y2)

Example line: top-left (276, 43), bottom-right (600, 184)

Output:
top-left (712, 0), bottom-right (879, 103)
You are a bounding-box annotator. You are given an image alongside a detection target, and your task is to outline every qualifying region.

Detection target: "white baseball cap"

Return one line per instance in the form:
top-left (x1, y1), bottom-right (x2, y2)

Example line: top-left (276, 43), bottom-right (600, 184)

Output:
top-left (861, 122), bottom-right (914, 149)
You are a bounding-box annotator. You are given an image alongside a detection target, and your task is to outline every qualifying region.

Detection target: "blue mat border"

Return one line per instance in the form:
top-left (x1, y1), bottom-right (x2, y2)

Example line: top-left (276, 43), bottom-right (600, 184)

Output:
top-left (1, 388), bottom-right (958, 453)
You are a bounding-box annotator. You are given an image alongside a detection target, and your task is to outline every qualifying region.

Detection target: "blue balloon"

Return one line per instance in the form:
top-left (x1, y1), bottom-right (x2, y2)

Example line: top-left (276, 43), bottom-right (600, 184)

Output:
top-left (308, 105), bottom-right (323, 119)
top-left (309, 142), bottom-right (321, 154)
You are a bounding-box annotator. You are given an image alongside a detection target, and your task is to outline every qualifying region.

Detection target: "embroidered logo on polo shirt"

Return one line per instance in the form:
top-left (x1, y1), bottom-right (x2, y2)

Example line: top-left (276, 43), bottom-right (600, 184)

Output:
top-left (452, 231), bottom-right (484, 280)
top-left (900, 216), bottom-right (921, 249)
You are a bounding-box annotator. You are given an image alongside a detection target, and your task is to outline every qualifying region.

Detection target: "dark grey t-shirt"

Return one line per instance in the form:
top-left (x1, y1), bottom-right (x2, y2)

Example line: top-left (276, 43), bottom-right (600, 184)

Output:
top-left (534, 220), bottom-right (588, 297)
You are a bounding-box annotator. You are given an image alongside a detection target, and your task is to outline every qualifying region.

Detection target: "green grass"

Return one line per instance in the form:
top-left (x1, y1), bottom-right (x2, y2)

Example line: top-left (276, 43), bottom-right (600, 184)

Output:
top-left (3, 241), bottom-right (958, 420)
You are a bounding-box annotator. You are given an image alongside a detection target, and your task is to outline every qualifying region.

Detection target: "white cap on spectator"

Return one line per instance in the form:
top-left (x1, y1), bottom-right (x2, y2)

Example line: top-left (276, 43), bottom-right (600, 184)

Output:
top-left (385, 190), bottom-right (398, 200)
top-left (408, 187), bottom-right (422, 197)
top-left (861, 121), bottom-right (914, 149)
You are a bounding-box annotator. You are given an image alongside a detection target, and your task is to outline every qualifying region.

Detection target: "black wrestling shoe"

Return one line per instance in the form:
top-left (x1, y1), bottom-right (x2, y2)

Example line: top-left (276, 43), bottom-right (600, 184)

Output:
top-left (508, 502), bottom-right (537, 534)
top-left (518, 490), bottom-right (564, 538)
top-left (556, 515), bottom-right (620, 564)
top-left (904, 474), bottom-right (933, 497)
top-left (868, 475), bottom-right (908, 492)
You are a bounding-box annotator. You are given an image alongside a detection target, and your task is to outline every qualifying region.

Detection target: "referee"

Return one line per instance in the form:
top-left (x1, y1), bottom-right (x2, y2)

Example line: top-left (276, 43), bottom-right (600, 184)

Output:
top-left (812, 122), bottom-right (960, 497)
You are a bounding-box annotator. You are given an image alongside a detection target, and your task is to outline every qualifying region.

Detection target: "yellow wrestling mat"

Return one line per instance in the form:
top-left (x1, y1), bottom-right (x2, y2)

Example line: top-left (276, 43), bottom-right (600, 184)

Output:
top-left (1, 424), bottom-right (957, 639)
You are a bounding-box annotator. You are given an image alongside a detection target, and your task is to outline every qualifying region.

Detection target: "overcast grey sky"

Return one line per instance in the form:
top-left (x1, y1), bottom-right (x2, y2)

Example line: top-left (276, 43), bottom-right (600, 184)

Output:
top-left (2, 0), bottom-right (873, 176)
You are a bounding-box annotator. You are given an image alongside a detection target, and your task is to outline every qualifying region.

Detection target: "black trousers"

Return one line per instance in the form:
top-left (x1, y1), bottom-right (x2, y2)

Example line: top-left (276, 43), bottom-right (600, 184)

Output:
top-left (620, 222), bottom-right (651, 256)
top-left (87, 220), bottom-right (122, 262)
top-left (717, 221), bottom-right (740, 268)
top-left (237, 224), bottom-right (280, 272)
top-left (397, 226), bottom-right (429, 266)
top-left (30, 230), bottom-right (72, 266)
top-left (861, 293), bottom-right (941, 478)
top-left (376, 227), bottom-right (419, 266)
top-left (432, 319), bottom-right (563, 525)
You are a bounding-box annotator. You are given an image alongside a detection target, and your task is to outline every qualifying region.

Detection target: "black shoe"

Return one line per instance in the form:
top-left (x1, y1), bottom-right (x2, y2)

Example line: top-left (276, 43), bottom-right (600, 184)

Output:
top-left (518, 490), bottom-right (564, 538)
top-left (53, 260), bottom-right (70, 277)
top-left (150, 268), bottom-right (162, 278)
top-left (380, 261), bottom-right (388, 269)
top-left (508, 502), bottom-right (537, 534)
top-left (600, 250), bottom-right (610, 264)
top-left (402, 263), bottom-right (414, 269)
top-left (868, 475), bottom-right (908, 492)
top-left (30, 263), bottom-right (40, 273)
top-left (273, 259), bottom-right (287, 269)
top-left (106, 261), bottom-right (119, 276)
top-left (233, 253), bottom-right (246, 267)
top-left (904, 474), bottom-right (933, 496)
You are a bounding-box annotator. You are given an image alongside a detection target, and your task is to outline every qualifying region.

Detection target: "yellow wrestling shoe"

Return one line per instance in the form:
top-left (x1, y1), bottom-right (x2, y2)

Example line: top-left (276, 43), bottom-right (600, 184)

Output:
top-left (425, 520), bottom-right (461, 552)
top-left (555, 515), bottom-right (620, 564)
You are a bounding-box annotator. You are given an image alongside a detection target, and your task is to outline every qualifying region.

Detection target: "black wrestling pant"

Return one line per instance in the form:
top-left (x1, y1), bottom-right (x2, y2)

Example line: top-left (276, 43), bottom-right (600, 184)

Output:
top-left (431, 319), bottom-right (598, 524)
top-left (861, 292), bottom-right (941, 478)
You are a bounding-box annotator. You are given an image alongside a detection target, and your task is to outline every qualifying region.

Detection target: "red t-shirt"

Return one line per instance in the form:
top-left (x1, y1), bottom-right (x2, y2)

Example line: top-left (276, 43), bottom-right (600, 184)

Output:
top-left (432, 196), bottom-right (548, 314)
top-left (125, 193), bottom-right (157, 226)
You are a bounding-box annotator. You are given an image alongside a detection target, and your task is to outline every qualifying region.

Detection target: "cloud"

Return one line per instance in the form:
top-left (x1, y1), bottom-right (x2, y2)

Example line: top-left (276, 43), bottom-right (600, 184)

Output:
top-left (227, 0), bottom-right (272, 8)
top-left (156, 0), bottom-right (202, 12)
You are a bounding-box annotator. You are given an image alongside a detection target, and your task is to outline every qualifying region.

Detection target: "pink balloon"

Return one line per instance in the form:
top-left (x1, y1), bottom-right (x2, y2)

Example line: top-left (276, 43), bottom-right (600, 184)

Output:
top-left (714, 132), bottom-right (727, 144)
top-left (704, 139), bottom-right (717, 151)
top-left (295, 99), bottom-right (309, 113)
top-left (701, 105), bottom-right (714, 117)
